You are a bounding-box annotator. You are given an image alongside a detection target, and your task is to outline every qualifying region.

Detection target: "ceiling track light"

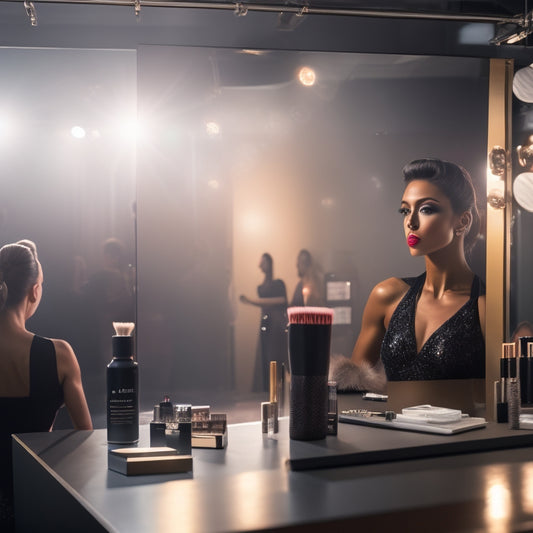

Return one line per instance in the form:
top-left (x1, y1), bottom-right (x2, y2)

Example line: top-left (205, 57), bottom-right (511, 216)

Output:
top-left (234, 2), bottom-right (247, 17)
top-left (490, 11), bottom-right (533, 45)
top-left (11, 0), bottom-right (523, 24)
top-left (16, 0), bottom-right (531, 45)
top-left (23, 0), bottom-right (38, 26)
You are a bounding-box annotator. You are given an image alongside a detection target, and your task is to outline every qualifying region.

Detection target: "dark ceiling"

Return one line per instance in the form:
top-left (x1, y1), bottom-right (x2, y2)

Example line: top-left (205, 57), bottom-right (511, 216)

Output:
top-left (1, 0), bottom-right (532, 60)
top-left (210, 0), bottom-right (527, 18)
top-left (315, 1), bottom-right (524, 15)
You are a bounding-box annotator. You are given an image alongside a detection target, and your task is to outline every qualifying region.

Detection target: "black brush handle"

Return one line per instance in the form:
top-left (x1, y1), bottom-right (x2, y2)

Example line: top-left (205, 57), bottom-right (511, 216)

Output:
top-left (288, 324), bottom-right (331, 376)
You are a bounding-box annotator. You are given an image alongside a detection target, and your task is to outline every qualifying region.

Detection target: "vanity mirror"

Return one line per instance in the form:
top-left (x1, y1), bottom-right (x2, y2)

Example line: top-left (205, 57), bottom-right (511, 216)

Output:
top-left (136, 45), bottom-right (490, 406)
top-left (0, 43), bottom-right (500, 424)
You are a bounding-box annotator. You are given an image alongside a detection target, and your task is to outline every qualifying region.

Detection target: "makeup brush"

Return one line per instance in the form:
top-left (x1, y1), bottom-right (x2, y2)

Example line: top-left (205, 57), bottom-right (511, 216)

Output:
top-left (287, 306), bottom-right (334, 441)
top-left (287, 306), bottom-right (334, 326)
top-left (113, 321), bottom-right (135, 336)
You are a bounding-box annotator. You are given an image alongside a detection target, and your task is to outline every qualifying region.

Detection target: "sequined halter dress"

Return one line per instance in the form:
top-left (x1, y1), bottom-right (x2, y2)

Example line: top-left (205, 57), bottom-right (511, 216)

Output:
top-left (380, 272), bottom-right (485, 381)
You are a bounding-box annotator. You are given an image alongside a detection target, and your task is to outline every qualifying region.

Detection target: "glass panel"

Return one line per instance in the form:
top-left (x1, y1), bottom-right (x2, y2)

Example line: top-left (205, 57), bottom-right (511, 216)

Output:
top-left (510, 93), bottom-right (533, 345)
top-left (0, 48), bottom-right (137, 426)
top-left (137, 46), bottom-right (488, 407)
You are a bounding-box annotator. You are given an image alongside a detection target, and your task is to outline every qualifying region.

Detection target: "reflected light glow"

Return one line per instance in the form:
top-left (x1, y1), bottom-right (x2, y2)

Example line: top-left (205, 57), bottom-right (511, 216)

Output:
top-left (484, 467), bottom-right (512, 533)
top-left (230, 472), bottom-right (283, 529)
top-left (206, 121), bottom-right (220, 137)
top-left (70, 125), bottom-right (86, 139)
top-left (521, 463), bottom-right (533, 514)
top-left (240, 211), bottom-right (266, 235)
top-left (487, 168), bottom-right (505, 209)
top-left (298, 66), bottom-right (316, 87)
top-left (0, 113), bottom-right (11, 142)
top-left (114, 116), bottom-right (139, 142)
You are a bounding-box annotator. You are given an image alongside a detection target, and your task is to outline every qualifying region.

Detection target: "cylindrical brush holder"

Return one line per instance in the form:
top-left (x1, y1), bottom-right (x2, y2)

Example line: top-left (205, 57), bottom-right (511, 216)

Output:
top-left (288, 323), bottom-right (331, 440)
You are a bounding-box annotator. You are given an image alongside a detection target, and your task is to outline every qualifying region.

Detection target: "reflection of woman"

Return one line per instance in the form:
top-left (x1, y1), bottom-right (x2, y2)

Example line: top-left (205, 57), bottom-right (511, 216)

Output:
top-left (331, 159), bottom-right (486, 391)
top-left (240, 253), bottom-right (288, 392)
top-left (0, 240), bottom-right (92, 530)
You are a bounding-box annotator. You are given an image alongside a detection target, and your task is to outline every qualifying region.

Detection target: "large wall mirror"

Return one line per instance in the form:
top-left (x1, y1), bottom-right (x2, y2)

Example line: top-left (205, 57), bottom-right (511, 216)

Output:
top-left (0, 44), bottom-right (493, 427)
top-left (136, 45), bottom-right (489, 407)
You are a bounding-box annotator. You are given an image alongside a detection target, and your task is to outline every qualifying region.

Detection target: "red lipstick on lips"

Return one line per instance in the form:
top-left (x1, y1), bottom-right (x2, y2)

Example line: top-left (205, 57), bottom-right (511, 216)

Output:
top-left (407, 234), bottom-right (420, 247)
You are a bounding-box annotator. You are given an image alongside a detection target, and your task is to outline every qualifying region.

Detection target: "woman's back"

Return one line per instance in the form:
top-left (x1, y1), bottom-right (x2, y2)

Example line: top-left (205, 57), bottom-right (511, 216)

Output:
top-left (0, 327), bottom-right (34, 397)
top-left (0, 334), bottom-right (64, 532)
top-left (0, 239), bottom-right (92, 532)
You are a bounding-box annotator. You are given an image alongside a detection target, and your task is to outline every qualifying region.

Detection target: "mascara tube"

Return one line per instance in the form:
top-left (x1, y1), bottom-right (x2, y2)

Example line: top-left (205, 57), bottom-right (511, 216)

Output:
top-left (519, 338), bottom-right (530, 405)
top-left (528, 342), bottom-right (533, 405)
top-left (507, 343), bottom-right (520, 430)
top-left (521, 336), bottom-right (533, 404)
top-left (497, 343), bottom-right (512, 423)
top-left (327, 381), bottom-right (338, 436)
top-left (269, 361), bottom-right (279, 434)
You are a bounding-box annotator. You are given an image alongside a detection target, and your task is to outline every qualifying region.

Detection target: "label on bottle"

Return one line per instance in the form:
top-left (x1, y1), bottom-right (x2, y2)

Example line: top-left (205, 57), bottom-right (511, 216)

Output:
top-left (109, 388), bottom-right (137, 425)
top-left (107, 363), bottom-right (139, 444)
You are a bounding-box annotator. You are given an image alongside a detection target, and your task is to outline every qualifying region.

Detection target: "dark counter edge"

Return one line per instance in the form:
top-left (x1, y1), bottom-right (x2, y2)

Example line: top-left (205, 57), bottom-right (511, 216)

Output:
top-left (12, 433), bottom-right (117, 533)
top-left (287, 425), bottom-right (533, 471)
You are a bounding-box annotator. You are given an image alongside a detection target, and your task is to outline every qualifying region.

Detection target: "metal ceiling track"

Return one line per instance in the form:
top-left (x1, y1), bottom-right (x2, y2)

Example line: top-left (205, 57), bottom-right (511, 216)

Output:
top-left (10, 0), bottom-right (526, 24)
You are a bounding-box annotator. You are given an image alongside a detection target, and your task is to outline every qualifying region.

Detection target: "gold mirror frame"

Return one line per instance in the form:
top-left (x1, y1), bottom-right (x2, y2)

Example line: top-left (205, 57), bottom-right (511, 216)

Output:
top-left (486, 58), bottom-right (514, 420)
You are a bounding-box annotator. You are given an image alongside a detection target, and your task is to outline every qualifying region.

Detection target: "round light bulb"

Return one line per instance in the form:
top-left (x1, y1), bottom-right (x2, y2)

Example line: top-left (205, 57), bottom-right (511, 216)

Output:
top-left (298, 66), bottom-right (316, 87)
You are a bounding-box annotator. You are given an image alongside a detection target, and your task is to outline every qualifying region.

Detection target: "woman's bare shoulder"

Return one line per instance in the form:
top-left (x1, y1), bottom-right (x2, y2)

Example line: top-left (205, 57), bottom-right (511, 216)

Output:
top-left (51, 338), bottom-right (79, 376)
top-left (370, 277), bottom-right (410, 306)
top-left (52, 338), bottom-right (75, 358)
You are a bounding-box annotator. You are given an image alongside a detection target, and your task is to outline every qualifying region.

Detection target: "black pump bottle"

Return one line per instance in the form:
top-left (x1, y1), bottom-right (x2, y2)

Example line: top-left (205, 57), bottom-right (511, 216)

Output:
top-left (107, 322), bottom-right (139, 444)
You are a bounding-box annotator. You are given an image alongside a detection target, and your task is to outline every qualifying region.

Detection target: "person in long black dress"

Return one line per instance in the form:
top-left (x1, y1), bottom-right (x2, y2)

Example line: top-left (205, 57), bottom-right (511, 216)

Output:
top-left (240, 253), bottom-right (288, 392)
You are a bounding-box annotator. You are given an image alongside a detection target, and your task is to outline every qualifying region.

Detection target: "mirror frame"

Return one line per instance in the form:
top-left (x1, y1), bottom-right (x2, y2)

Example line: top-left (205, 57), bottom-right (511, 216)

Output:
top-left (486, 57), bottom-right (514, 420)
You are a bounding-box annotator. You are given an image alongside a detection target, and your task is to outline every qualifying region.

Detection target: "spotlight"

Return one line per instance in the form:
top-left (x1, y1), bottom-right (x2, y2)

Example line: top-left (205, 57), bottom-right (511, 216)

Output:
top-left (490, 16), bottom-right (533, 46)
top-left (206, 121), bottom-right (220, 137)
top-left (298, 66), bottom-right (316, 87)
top-left (71, 126), bottom-right (86, 139)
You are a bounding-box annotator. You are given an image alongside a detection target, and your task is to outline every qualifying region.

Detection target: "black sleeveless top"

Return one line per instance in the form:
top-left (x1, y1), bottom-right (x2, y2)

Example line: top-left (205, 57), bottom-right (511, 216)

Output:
top-left (380, 273), bottom-right (485, 381)
top-left (0, 335), bottom-right (64, 493)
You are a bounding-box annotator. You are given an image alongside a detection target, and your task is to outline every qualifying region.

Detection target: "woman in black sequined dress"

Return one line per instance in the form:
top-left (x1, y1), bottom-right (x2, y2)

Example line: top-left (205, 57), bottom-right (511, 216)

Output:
top-left (331, 159), bottom-right (485, 391)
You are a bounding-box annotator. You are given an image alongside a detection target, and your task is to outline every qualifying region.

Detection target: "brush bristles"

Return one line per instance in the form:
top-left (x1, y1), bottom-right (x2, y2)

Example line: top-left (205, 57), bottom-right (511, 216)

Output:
top-left (287, 307), bottom-right (334, 325)
top-left (113, 321), bottom-right (135, 336)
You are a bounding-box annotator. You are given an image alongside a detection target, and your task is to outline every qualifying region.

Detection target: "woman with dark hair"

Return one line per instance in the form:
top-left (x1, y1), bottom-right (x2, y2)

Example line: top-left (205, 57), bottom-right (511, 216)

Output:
top-left (331, 158), bottom-right (485, 391)
top-left (0, 240), bottom-right (92, 531)
top-left (240, 253), bottom-right (288, 391)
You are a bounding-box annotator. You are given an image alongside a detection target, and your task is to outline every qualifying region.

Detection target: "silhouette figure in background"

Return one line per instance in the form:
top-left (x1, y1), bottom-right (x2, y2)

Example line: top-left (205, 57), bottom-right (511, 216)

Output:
top-left (290, 249), bottom-right (325, 307)
top-left (83, 238), bottom-right (135, 323)
top-left (240, 253), bottom-right (288, 392)
top-left (77, 238), bottom-right (135, 408)
top-left (0, 240), bottom-right (92, 531)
